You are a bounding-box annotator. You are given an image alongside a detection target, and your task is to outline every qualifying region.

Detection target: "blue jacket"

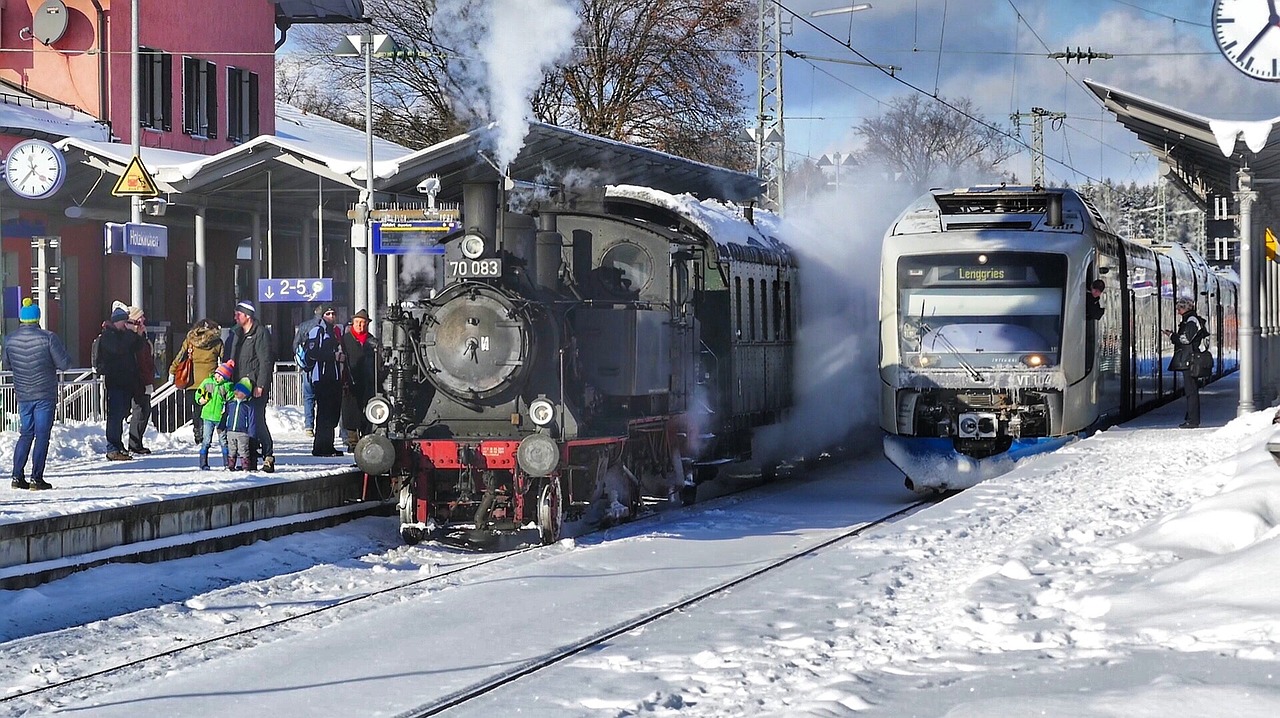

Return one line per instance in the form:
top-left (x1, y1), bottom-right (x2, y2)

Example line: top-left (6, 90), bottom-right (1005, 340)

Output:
top-left (222, 396), bottom-right (258, 436)
top-left (2, 324), bottom-right (73, 401)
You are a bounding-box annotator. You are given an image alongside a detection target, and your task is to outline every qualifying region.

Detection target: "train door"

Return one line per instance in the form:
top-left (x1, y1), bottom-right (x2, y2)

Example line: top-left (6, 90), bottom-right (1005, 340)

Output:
top-left (1155, 253), bottom-right (1176, 398)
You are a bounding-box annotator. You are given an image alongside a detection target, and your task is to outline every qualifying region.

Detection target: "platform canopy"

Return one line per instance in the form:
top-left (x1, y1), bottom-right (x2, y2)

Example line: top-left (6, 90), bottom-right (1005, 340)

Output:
top-left (275, 0), bottom-right (364, 24)
top-left (1086, 79), bottom-right (1280, 209)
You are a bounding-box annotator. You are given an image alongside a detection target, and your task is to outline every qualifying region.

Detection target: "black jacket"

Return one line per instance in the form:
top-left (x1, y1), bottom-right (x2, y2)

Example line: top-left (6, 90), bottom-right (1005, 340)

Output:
top-left (95, 324), bottom-right (143, 393)
top-left (1169, 312), bottom-right (1207, 371)
top-left (223, 321), bottom-right (274, 397)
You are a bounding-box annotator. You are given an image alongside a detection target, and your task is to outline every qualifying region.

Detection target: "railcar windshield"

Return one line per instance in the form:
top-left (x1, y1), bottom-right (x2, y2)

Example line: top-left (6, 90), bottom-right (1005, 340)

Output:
top-left (897, 252), bottom-right (1066, 370)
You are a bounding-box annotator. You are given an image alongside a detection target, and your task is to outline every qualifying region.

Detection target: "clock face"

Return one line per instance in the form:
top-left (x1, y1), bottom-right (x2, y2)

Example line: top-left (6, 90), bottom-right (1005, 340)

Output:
top-left (1213, 0), bottom-right (1280, 81)
top-left (4, 139), bottom-right (67, 199)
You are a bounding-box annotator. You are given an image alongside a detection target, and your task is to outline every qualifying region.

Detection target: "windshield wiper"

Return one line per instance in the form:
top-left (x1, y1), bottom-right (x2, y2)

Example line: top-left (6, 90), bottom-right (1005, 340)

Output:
top-left (918, 313), bottom-right (986, 383)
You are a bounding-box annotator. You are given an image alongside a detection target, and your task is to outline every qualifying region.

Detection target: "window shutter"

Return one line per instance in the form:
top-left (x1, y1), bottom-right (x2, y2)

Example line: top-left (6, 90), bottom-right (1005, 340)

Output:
top-left (161, 53), bottom-right (173, 131)
top-left (205, 62), bottom-right (218, 139)
top-left (248, 72), bottom-right (260, 138)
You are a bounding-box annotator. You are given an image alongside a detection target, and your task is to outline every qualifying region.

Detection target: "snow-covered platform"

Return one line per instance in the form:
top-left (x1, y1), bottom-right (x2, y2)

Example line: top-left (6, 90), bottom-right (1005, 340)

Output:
top-left (0, 409), bottom-right (390, 590)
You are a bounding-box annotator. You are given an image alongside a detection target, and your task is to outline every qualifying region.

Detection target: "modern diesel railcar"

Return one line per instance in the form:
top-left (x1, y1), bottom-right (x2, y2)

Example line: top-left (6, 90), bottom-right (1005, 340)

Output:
top-left (879, 186), bottom-right (1238, 491)
top-left (354, 182), bottom-right (797, 544)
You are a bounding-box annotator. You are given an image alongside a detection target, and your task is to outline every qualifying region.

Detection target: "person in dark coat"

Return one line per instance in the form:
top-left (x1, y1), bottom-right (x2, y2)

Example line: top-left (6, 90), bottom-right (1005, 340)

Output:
top-left (292, 305), bottom-right (325, 437)
top-left (95, 305), bottom-right (143, 460)
top-left (171, 318), bottom-right (224, 445)
top-left (222, 300), bottom-right (276, 472)
top-left (2, 299), bottom-right (72, 489)
top-left (126, 305), bottom-right (155, 455)
top-left (1165, 297), bottom-right (1207, 429)
top-left (341, 308), bottom-right (380, 448)
top-left (302, 304), bottom-right (345, 457)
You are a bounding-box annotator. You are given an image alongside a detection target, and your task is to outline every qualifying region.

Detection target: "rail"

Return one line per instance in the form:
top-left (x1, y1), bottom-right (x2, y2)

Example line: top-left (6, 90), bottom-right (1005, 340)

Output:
top-left (1, 365), bottom-right (306, 432)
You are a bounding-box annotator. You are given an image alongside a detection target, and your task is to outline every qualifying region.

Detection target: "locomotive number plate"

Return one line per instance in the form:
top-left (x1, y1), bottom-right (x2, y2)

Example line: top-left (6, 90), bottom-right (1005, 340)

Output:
top-left (447, 258), bottom-right (502, 279)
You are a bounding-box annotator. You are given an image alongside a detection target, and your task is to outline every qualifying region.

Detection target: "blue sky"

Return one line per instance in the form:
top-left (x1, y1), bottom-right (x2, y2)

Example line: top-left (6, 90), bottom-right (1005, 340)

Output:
top-left (779, 0), bottom-right (1267, 185)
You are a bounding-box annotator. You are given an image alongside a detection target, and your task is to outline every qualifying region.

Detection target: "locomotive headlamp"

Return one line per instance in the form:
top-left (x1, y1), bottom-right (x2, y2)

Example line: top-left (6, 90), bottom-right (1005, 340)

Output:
top-left (528, 398), bottom-right (556, 426)
top-left (364, 396), bottom-right (392, 425)
top-left (1020, 353), bottom-right (1050, 368)
top-left (913, 353), bottom-right (938, 368)
top-left (517, 433), bottom-right (560, 477)
top-left (460, 231), bottom-right (486, 259)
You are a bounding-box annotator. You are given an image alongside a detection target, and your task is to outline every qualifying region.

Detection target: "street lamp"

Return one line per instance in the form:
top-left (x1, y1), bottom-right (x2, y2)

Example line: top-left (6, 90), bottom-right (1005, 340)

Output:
top-left (335, 26), bottom-right (396, 325)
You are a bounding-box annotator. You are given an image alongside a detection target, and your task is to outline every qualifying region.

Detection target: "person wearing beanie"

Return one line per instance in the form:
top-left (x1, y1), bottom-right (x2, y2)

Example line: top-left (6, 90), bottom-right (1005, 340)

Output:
top-left (341, 308), bottom-right (380, 451)
top-left (224, 300), bottom-right (275, 471)
top-left (222, 377), bottom-right (258, 471)
top-left (193, 359), bottom-right (233, 470)
top-left (3, 299), bottom-right (72, 490)
top-left (292, 304), bottom-right (328, 437)
top-left (170, 319), bottom-right (224, 446)
top-left (94, 302), bottom-right (144, 460)
top-left (303, 304), bottom-right (344, 457)
top-left (19, 297), bottom-right (41, 324)
top-left (214, 360), bottom-right (235, 383)
top-left (124, 306), bottom-right (155, 455)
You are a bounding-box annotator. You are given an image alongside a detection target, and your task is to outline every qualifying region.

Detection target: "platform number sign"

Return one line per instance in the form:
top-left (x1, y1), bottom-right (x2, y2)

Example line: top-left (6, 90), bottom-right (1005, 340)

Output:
top-left (257, 278), bottom-right (333, 303)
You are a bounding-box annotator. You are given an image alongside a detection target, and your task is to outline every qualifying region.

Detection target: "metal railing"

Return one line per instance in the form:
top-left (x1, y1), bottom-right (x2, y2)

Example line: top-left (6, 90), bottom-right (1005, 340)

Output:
top-left (1, 365), bottom-right (306, 433)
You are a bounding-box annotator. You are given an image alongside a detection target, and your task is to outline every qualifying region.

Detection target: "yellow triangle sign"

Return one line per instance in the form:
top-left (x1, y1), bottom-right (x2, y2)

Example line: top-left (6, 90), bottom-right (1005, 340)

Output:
top-left (112, 156), bottom-right (159, 197)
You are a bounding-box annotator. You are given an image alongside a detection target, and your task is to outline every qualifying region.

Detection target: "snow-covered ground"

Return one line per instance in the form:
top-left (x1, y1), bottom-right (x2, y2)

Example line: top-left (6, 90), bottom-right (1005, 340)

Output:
top-left (3, 376), bottom-right (1280, 716)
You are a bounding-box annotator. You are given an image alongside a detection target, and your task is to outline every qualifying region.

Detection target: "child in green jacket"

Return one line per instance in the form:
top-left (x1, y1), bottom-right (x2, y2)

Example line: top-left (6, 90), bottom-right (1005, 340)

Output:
top-left (195, 361), bottom-right (235, 470)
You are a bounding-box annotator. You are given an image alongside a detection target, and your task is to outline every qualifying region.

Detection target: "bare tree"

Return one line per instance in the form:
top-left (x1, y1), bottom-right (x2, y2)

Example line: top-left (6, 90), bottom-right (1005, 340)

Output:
top-left (282, 0), bottom-right (755, 167)
top-left (853, 95), bottom-right (1014, 191)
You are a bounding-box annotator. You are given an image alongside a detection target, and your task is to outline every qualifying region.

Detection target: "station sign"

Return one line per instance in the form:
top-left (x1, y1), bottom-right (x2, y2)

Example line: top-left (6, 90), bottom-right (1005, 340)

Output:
top-left (371, 220), bottom-right (458, 255)
top-left (104, 222), bottom-right (168, 258)
top-left (257, 278), bottom-right (333, 303)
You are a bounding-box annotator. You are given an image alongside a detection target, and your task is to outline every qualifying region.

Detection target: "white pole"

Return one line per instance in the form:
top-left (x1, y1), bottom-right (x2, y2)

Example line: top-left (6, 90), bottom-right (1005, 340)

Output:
top-left (130, 0), bottom-right (143, 308)
top-left (1237, 167), bottom-right (1258, 415)
top-left (365, 27), bottom-right (378, 325)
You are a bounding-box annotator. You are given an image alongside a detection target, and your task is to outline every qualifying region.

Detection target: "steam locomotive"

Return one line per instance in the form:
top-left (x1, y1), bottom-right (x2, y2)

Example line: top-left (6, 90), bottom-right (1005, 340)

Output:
top-left (354, 182), bottom-right (797, 544)
top-left (879, 186), bottom-right (1238, 491)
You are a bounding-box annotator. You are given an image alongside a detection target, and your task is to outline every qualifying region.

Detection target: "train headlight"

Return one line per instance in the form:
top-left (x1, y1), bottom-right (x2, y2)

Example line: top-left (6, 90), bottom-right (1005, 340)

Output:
top-left (460, 232), bottom-right (486, 259)
top-left (913, 353), bottom-right (938, 368)
top-left (364, 396), bottom-right (392, 426)
top-left (354, 434), bottom-right (397, 475)
top-left (528, 398), bottom-right (555, 426)
top-left (1020, 353), bottom-right (1051, 368)
top-left (958, 415), bottom-right (979, 437)
top-left (517, 433), bottom-right (560, 477)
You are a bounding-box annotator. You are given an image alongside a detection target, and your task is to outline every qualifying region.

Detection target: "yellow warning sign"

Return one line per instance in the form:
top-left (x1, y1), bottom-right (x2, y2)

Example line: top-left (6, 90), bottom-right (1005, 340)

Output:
top-left (111, 156), bottom-right (159, 198)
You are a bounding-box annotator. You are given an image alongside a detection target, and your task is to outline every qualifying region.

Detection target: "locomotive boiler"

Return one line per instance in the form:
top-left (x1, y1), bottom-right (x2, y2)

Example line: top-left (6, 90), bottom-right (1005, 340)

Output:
top-left (355, 182), bottom-right (797, 544)
top-left (879, 186), bottom-right (1238, 492)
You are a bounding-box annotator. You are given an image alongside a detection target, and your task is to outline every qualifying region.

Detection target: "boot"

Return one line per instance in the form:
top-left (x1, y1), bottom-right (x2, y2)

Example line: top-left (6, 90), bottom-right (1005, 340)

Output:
top-left (262, 456), bottom-right (276, 473)
top-left (199, 451), bottom-right (210, 471)
top-left (228, 456), bottom-right (239, 471)
top-left (239, 457), bottom-right (250, 471)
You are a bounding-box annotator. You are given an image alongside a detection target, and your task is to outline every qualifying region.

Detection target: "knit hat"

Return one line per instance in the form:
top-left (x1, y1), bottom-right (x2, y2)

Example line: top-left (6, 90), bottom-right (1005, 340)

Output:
top-left (234, 377), bottom-right (253, 396)
top-left (214, 361), bottom-right (235, 382)
top-left (317, 303), bottom-right (334, 316)
top-left (111, 306), bottom-right (129, 323)
top-left (127, 305), bottom-right (145, 322)
top-left (235, 300), bottom-right (256, 318)
top-left (351, 309), bottom-right (371, 321)
top-left (19, 298), bottom-right (40, 324)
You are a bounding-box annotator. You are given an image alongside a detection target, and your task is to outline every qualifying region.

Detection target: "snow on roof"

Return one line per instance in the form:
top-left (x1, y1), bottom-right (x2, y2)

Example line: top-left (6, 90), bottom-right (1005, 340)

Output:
top-left (0, 84), bottom-right (110, 142)
top-left (606, 184), bottom-right (786, 249)
top-left (273, 101), bottom-right (413, 179)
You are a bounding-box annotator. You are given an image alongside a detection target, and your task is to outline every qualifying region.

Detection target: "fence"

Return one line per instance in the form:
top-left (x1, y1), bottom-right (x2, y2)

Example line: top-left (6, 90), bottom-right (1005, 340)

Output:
top-left (1, 364), bottom-right (305, 433)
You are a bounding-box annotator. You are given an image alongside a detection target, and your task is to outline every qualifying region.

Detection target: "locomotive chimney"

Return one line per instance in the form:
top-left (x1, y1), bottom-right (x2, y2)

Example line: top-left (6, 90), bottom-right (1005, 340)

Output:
top-left (463, 181), bottom-right (500, 254)
top-left (535, 212), bottom-right (562, 289)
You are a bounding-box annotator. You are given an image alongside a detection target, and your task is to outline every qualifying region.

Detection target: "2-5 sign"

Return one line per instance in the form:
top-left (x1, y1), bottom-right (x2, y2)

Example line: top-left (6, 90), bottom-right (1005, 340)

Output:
top-left (257, 278), bottom-right (333, 303)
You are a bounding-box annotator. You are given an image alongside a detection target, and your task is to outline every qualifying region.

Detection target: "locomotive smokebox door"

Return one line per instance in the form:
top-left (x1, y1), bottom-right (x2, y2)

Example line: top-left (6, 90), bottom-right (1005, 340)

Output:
top-left (420, 284), bottom-right (535, 401)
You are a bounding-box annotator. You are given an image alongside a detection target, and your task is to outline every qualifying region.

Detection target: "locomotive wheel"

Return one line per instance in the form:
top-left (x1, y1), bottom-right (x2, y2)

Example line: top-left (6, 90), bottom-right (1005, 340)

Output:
top-left (537, 478), bottom-right (564, 545)
top-left (398, 480), bottom-right (422, 544)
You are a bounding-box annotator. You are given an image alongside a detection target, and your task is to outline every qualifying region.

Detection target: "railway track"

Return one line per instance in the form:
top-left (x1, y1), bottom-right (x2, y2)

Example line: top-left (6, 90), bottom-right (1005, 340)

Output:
top-left (1, 467), bottom-right (844, 711)
top-left (396, 497), bottom-right (932, 718)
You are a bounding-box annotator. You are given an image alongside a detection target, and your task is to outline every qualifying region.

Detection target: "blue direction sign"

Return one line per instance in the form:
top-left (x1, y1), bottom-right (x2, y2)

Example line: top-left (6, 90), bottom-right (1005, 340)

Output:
top-left (371, 220), bottom-right (457, 255)
top-left (104, 222), bottom-right (169, 257)
top-left (257, 278), bottom-right (333, 303)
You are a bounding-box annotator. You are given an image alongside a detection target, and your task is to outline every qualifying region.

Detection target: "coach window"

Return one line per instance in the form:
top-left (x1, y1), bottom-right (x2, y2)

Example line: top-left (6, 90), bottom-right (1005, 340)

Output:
top-left (735, 276), bottom-right (742, 339)
top-left (773, 280), bottom-right (782, 340)
top-left (784, 281), bottom-right (792, 341)
top-left (748, 278), bottom-right (756, 341)
top-left (761, 280), bottom-right (769, 340)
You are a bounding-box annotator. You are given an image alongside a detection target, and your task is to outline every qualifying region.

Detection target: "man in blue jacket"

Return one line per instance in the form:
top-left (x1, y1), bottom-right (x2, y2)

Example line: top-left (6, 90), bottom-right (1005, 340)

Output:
top-left (2, 299), bottom-right (72, 489)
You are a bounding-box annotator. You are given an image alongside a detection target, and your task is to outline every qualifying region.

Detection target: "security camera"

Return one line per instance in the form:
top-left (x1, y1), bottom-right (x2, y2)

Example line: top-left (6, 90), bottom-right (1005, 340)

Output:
top-left (416, 177), bottom-right (441, 196)
top-left (142, 198), bottom-right (168, 217)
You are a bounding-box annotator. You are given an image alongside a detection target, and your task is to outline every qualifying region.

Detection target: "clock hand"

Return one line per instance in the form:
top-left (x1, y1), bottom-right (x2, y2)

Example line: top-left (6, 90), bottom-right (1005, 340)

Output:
top-left (1271, 0), bottom-right (1279, 24)
top-left (1238, 23), bottom-right (1274, 63)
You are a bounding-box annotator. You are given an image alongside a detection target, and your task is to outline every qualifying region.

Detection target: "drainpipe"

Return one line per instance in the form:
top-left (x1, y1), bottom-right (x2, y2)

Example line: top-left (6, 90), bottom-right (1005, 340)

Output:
top-left (91, 0), bottom-right (108, 122)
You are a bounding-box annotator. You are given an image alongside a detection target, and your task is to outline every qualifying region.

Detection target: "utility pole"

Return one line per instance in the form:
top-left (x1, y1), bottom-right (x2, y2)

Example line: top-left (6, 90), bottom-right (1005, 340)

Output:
top-left (756, 0), bottom-right (785, 213)
top-left (1010, 107), bottom-right (1065, 187)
